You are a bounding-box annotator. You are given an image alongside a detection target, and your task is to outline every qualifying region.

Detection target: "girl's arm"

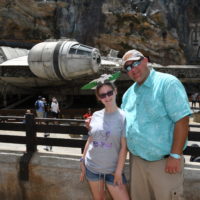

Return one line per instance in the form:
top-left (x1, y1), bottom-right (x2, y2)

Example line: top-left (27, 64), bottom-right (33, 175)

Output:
top-left (114, 137), bottom-right (127, 185)
top-left (80, 136), bottom-right (92, 182)
top-left (81, 136), bottom-right (92, 159)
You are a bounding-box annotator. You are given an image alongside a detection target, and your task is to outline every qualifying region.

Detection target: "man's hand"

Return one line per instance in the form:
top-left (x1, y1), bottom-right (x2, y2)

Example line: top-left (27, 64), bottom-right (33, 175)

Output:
top-left (165, 156), bottom-right (181, 174)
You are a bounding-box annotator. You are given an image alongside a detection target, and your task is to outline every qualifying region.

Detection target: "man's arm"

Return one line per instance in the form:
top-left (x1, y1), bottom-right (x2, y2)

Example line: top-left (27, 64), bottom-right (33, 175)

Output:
top-left (165, 116), bottom-right (189, 174)
top-left (171, 116), bottom-right (189, 154)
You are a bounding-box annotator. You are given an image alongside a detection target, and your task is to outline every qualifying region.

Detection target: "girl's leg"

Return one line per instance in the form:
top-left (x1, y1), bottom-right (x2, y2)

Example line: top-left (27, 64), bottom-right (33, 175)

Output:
top-left (106, 184), bottom-right (130, 200)
top-left (88, 180), bottom-right (105, 200)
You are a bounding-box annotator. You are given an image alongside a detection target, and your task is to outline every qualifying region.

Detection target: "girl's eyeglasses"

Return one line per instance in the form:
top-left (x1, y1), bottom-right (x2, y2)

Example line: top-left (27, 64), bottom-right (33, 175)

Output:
top-left (98, 90), bottom-right (114, 99)
top-left (124, 58), bottom-right (143, 72)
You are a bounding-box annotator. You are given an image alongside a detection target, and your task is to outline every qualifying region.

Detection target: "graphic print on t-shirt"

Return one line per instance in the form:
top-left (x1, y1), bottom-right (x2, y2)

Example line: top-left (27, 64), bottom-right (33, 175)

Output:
top-left (93, 130), bottom-right (112, 149)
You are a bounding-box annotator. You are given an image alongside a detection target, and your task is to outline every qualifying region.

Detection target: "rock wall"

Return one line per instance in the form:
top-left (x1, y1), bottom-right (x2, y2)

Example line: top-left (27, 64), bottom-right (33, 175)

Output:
top-left (0, 0), bottom-right (200, 65)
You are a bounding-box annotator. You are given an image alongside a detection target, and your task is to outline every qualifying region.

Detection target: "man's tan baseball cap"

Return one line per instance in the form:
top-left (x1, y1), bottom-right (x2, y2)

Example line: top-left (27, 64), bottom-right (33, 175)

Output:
top-left (122, 49), bottom-right (144, 67)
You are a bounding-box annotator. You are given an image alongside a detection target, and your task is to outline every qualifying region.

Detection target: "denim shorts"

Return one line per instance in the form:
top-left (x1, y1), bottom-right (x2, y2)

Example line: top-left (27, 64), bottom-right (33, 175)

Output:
top-left (86, 167), bottom-right (127, 185)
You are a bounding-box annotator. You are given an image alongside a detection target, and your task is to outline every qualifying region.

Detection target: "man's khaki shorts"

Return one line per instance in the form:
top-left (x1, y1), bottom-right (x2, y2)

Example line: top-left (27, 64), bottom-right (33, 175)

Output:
top-left (130, 154), bottom-right (184, 200)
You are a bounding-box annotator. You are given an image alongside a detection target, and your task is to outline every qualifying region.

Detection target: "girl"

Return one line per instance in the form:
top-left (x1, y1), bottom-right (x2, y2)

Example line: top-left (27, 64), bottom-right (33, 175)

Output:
top-left (80, 80), bottom-right (130, 200)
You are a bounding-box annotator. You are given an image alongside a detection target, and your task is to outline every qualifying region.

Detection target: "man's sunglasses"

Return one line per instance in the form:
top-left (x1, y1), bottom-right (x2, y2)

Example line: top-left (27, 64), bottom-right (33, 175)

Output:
top-left (98, 90), bottom-right (114, 99)
top-left (123, 58), bottom-right (143, 72)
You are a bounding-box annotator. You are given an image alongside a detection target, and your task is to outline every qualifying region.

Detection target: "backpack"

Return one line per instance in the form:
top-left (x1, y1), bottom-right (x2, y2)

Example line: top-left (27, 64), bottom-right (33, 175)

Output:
top-left (35, 101), bottom-right (39, 110)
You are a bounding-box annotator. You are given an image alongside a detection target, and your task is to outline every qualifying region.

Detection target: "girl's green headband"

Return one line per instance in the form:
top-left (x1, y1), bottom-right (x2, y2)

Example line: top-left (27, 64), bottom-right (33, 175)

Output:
top-left (81, 71), bottom-right (121, 90)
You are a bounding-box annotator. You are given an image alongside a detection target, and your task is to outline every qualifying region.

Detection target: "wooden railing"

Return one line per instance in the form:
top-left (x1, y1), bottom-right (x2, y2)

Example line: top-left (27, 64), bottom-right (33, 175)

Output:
top-left (0, 114), bottom-right (88, 153)
top-left (0, 114), bottom-right (88, 181)
top-left (0, 114), bottom-right (200, 155)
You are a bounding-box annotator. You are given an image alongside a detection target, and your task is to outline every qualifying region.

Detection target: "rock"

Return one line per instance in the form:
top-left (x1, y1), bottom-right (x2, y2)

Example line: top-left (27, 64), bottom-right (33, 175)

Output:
top-left (0, 0), bottom-right (199, 65)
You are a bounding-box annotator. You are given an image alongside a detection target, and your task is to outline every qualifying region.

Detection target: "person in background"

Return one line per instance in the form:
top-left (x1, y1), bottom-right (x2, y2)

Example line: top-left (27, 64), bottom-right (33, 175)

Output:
top-left (23, 109), bottom-right (32, 124)
top-left (42, 97), bottom-right (49, 118)
top-left (42, 97), bottom-right (52, 151)
top-left (80, 78), bottom-right (130, 200)
top-left (82, 108), bottom-right (93, 140)
top-left (83, 108), bottom-right (92, 119)
top-left (26, 109), bottom-right (32, 114)
top-left (197, 93), bottom-right (200, 110)
top-left (35, 96), bottom-right (44, 124)
top-left (50, 97), bottom-right (60, 119)
top-left (121, 49), bottom-right (192, 200)
top-left (191, 92), bottom-right (198, 109)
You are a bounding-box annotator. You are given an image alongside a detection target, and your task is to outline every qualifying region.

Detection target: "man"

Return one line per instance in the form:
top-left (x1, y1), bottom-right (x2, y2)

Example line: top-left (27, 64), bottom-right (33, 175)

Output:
top-left (121, 49), bottom-right (192, 200)
top-left (35, 96), bottom-right (44, 122)
top-left (42, 97), bottom-right (49, 118)
top-left (42, 97), bottom-right (51, 151)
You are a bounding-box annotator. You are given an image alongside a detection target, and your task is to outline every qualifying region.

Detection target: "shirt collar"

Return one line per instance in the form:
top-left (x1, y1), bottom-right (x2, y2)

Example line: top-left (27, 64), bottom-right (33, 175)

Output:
top-left (135, 68), bottom-right (155, 89)
top-left (144, 68), bottom-right (155, 87)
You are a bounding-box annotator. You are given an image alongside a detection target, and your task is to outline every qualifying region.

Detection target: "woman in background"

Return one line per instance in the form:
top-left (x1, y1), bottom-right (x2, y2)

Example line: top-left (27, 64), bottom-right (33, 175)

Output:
top-left (50, 97), bottom-right (60, 119)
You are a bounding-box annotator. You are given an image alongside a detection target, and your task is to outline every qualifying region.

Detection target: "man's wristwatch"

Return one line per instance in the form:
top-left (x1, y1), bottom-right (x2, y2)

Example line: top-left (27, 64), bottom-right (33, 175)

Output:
top-left (170, 153), bottom-right (181, 159)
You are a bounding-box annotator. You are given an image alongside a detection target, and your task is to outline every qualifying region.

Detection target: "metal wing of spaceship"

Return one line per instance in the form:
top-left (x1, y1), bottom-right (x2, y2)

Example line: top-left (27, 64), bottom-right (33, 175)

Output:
top-left (0, 55), bottom-right (54, 88)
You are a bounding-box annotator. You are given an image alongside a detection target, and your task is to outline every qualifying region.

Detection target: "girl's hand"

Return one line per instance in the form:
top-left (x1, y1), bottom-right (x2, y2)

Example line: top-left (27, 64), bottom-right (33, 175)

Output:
top-left (80, 162), bottom-right (86, 182)
top-left (114, 171), bottom-right (123, 186)
top-left (85, 116), bottom-right (92, 130)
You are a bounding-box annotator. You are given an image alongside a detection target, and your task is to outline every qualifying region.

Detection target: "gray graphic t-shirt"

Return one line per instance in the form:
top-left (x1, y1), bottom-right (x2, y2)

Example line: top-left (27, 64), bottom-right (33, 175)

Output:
top-left (85, 108), bottom-right (126, 174)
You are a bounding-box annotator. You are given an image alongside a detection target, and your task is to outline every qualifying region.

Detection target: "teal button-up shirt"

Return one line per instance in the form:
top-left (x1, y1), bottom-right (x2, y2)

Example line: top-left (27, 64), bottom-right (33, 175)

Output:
top-left (121, 69), bottom-right (192, 161)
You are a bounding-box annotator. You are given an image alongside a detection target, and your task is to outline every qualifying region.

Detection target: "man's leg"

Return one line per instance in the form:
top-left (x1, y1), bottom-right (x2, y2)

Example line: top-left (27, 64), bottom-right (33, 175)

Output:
top-left (130, 155), bottom-right (155, 200)
top-left (148, 157), bottom-right (184, 200)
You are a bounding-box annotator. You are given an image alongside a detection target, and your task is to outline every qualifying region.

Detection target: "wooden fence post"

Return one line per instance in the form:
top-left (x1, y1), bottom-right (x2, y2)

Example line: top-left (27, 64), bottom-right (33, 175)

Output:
top-left (19, 113), bottom-right (37, 181)
top-left (25, 113), bottom-right (37, 152)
